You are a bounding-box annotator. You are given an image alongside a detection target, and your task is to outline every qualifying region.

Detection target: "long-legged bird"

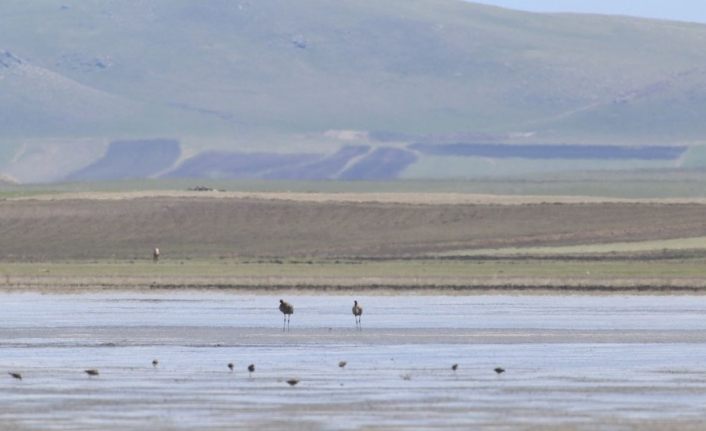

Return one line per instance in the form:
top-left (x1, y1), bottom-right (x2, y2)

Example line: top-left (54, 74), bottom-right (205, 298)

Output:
top-left (279, 299), bottom-right (294, 331)
top-left (352, 300), bottom-right (363, 329)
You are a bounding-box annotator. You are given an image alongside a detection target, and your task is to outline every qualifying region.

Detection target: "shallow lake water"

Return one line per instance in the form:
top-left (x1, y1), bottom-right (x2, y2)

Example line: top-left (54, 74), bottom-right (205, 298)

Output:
top-left (2, 293), bottom-right (706, 430)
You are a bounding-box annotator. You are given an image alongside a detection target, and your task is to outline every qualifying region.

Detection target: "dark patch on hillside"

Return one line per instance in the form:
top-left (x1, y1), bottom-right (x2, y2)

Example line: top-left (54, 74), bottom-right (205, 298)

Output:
top-left (66, 140), bottom-right (181, 181)
top-left (410, 143), bottom-right (687, 160)
top-left (166, 146), bottom-right (417, 180)
top-left (265, 145), bottom-right (370, 180)
top-left (165, 151), bottom-right (320, 179)
top-left (339, 148), bottom-right (417, 180)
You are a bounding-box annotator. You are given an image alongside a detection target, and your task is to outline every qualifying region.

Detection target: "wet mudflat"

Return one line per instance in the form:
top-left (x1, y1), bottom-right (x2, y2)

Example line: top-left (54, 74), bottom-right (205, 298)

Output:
top-left (2, 293), bottom-right (706, 430)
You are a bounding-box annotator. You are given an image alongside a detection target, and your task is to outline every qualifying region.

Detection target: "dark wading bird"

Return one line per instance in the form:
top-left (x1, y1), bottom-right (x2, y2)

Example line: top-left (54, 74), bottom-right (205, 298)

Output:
top-left (338, 361), bottom-right (347, 369)
top-left (494, 367), bottom-right (505, 375)
top-left (85, 369), bottom-right (99, 377)
top-left (248, 364), bottom-right (255, 377)
top-left (8, 372), bottom-right (22, 380)
top-left (352, 300), bottom-right (363, 329)
top-left (452, 364), bottom-right (458, 372)
top-left (228, 363), bottom-right (234, 372)
top-left (152, 359), bottom-right (159, 368)
top-left (279, 299), bottom-right (294, 331)
top-left (286, 378), bottom-right (300, 387)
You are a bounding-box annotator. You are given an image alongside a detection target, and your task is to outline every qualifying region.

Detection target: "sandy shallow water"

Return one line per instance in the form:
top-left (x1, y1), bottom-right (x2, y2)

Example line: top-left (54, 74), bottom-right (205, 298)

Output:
top-left (2, 293), bottom-right (706, 430)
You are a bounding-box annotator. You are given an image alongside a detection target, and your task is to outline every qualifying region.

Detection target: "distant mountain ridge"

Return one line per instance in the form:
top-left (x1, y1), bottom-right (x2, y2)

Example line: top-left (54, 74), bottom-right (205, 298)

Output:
top-left (1, 0), bottom-right (706, 182)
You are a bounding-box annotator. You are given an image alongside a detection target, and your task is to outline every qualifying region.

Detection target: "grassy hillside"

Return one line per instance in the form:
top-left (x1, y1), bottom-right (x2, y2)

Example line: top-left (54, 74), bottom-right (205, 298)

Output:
top-left (2, 0), bottom-right (706, 181)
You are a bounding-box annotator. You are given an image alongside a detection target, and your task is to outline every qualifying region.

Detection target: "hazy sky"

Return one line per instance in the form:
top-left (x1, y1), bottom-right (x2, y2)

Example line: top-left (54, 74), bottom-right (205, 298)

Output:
top-left (470, 0), bottom-right (706, 24)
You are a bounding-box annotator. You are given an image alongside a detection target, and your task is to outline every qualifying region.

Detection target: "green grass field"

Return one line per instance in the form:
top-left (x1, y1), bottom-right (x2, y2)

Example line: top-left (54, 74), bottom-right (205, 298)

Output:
top-left (436, 236), bottom-right (706, 257)
top-left (2, 257), bottom-right (705, 292)
top-left (5, 172), bottom-right (706, 198)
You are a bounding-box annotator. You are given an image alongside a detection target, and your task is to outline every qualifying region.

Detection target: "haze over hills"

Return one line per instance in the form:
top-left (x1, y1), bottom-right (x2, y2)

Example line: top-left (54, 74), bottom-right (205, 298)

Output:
top-left (1, 0), bottom-right (706, 183)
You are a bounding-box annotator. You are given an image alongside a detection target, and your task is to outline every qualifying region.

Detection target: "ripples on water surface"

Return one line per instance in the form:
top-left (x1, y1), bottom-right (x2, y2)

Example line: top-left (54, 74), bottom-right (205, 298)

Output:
top-left (2, 293), bottom-right (706, 430)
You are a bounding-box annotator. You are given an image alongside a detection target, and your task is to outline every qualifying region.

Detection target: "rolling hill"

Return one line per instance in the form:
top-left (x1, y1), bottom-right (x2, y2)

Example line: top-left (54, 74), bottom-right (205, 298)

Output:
top-left (1, 0), bottom-right (706, 182)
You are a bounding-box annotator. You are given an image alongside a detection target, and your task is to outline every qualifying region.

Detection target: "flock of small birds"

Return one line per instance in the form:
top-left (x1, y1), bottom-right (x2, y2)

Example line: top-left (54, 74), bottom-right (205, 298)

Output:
top-left (7, 362), bottom-right (506, 385)
top-left (6, 299), bottom-right (508, 386)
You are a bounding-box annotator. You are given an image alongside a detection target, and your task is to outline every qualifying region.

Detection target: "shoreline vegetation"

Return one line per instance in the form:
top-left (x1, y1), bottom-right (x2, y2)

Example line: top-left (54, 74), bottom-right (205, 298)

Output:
top-left (1, 256), bottom-right (705, 294)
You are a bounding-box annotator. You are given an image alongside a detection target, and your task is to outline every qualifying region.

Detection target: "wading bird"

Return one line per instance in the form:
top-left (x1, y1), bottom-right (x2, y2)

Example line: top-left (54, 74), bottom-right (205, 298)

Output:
top-left (352, 300), bottom-right (363, 329)
top-left (8, 372), bottom-right (22, 380)
top-left (85, 369), bottom-right (99, 377)
top-left (452, 363), bottom-right (458, 372)
top-left (152, 359), bottom-right (159, 368)
top-left (338, 361), bottom-right (347, 369)
top-left (286, 378), bottom-right (300, 386)
top-left (279, 299), bottom-right (294, 331)
top-left (494, 367), bottom-right (505, 375)
top-left (248, 364), bottom-right (255, 377)
top-left (153, 247), bottom-right (160, 263)
top-left (228, 363), bottom-right (234, 372)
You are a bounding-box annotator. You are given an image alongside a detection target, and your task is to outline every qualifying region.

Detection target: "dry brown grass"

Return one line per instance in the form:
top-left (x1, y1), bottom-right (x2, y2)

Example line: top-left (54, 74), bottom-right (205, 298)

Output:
top-left (2, 194), bottom-right (706, 260)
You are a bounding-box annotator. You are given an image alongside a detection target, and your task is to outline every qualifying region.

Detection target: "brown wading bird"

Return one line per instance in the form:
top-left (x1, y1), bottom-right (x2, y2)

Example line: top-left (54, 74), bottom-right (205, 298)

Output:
top-left (352, 300), bottom-right (363, 329)
top-left (279, 299), bottom-right (294, 331)
top-left (153, 247), bottom-right (160, 263)
top-left (85, 369), bottom-right (99, 377)
top-left (8, 372), bottom-right (22, 380)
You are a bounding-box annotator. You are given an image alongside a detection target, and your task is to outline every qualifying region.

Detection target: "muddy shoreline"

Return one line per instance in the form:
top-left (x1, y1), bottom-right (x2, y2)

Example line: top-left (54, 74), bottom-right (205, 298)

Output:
top-left (3, 293), bottom-right (706, 430)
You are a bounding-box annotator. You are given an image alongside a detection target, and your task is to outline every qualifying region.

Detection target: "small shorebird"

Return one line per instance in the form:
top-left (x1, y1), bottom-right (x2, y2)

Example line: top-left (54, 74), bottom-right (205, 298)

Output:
top-left (228, 363), bottom-right (234, 372)
top-left (248, 364), bottom-right (255, 377)
top-left (286, 378), bottom-right (300, 386)
top-left (338, 361), bottom-right (347, 369)
top-left (85, 369), bottom-right (99, 377)
top-left (279, 299), bottom-right (294, 331)
top-left (152, 359), bottom-right (159, 368)
top-left (352, 300), bottom-right (363, 329)
top-left (494, 367), bottom-right (505, 375)
top-left (8, 372), bottom-right (22, 380)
